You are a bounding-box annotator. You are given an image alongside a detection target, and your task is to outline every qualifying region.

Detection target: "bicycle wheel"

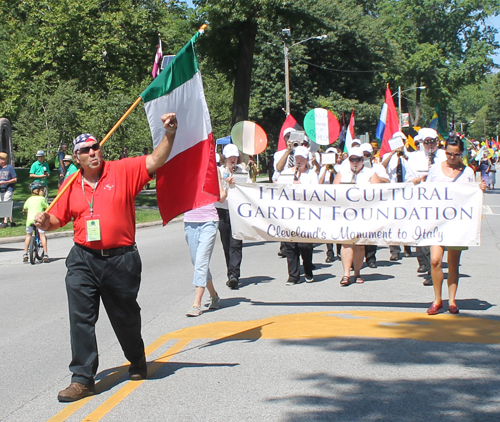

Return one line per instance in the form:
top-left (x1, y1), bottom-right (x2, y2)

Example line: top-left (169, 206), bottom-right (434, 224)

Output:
top-left (29, 232), bottom-right (37, 265)
top-left (35, 233), bottom-right (45, 262)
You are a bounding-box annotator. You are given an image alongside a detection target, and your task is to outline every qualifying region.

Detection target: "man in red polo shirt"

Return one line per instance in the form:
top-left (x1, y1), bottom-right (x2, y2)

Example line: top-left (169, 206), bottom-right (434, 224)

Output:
top-left (35, 113), bottom-right (178, 402)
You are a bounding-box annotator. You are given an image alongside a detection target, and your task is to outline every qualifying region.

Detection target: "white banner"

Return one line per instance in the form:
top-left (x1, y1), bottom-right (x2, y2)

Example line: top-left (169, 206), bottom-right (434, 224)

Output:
top-left (228, 183), bottom-right (483, 246)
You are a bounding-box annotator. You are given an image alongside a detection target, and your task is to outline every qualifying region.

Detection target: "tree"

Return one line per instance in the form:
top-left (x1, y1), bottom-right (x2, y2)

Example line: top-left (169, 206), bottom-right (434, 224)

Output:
top-left (379, 0), bottom-right (500, 124)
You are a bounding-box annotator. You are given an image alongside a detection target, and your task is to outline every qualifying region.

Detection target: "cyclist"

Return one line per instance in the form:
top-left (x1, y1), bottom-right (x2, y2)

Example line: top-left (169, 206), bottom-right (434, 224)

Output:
top-left (23, 182), bottom-right (49, 263)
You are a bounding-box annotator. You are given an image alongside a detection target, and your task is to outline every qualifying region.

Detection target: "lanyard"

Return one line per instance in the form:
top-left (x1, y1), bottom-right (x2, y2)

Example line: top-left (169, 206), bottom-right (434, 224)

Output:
top-left (81, 177), bottom-right (99, 217)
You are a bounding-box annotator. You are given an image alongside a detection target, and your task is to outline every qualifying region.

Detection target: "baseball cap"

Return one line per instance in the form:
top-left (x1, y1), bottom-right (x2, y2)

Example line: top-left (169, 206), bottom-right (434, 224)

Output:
top-left (294, 146), bottom-right (309, 159)
top-left (418, 128), bottom-right (438, 140)
top-left (222, 143), bottom-right (240, 158)
top-left (348, 147), bottom-right (363, 158)
top-left (360, 143), bottom-right (373, 154)
top-left (392, 131), bottom-right (407, 140)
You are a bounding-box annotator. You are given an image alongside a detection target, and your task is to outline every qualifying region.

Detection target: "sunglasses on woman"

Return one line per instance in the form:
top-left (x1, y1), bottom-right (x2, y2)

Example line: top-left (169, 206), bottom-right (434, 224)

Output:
top-left (349, 156), bottom-right (363, 163)
top-left (79, 143), bottom-right (101, 154)
top-left (445, 151), bottom-right (461, 159)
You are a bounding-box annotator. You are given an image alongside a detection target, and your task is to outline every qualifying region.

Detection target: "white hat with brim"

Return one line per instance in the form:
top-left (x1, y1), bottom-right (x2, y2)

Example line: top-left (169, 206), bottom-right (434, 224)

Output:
top-left (63, 154), bottom-right (73, 162)
top-left (348, 147), bottom-right (363, 158)
top-left (283, 127), bottom-right (296, 137)
top-left (36, 150), bottom-right (45, 157)
top-left (222, 143), bottom-right (240, 158)
top-left (325, 147), bottom-right (337, 154)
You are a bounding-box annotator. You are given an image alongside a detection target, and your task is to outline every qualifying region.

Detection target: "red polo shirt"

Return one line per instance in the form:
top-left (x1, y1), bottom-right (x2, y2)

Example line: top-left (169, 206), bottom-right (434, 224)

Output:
top-left (52, 156), bottom-right (152, 249)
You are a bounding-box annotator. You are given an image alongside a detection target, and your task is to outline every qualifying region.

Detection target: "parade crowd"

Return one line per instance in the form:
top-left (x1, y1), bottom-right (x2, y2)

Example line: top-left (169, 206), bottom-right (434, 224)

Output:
top-left (0, 113), bottom-right (491, 403)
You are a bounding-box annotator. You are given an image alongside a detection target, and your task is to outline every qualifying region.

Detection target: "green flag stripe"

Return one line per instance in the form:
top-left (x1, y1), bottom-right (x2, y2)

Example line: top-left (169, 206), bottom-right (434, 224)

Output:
top-left (141, 32), bottom-right (200, 103)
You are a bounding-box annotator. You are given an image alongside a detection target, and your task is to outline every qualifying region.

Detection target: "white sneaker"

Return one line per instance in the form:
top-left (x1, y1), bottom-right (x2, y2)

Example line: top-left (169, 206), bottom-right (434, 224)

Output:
top-left (23, 253), bottom-right (28, 262)
top-left (186, 306), bottom-right (202, 317)
top-left (305, 274), bottom-right (314, 283)
top-left (208, 295), bottom-right (220, 310)
top-left (43, 255), bottom-right (49, 263)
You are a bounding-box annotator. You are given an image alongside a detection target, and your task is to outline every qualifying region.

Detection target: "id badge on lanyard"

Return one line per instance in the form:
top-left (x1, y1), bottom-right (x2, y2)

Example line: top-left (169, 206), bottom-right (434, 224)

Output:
top-left (85, 215), bottom-right (101, 242)
top-left (82, 178), bottom-right (102, 242)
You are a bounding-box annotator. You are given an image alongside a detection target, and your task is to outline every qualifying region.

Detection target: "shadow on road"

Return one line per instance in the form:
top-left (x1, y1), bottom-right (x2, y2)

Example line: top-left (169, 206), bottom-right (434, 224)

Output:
top-left (248, 298), bottom-right (493, 311)
top-left (237, 275), bottom-right (275, 289)
top-left (270, 337), bottom-right (500, 422)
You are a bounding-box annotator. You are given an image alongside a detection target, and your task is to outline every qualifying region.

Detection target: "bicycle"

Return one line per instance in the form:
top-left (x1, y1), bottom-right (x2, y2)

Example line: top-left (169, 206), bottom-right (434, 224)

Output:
top-left (28, 223), bottom-right (45, 264)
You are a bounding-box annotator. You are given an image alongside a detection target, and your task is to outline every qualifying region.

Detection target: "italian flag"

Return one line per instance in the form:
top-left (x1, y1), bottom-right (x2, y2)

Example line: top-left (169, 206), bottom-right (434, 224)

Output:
top-left (140, 30), bottom-right (219, 224)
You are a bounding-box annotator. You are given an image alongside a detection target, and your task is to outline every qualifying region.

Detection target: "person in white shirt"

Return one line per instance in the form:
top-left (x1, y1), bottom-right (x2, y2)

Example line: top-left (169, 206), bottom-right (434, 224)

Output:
top-left (281, 146), bottom-right (319, 285)
top-left (215, 144), bottom-right (250, 289)
top-left (318, 147), bottom-right (342, 263)
top-left (358, 143), bottom-right (389, 268)
top-left (381, 132), bottom-right (418, 261)
top-left (407, 128), bottom-right (446, 285)
top-left (333, 147), bottom-right (381, 286)
top-left (408, 128), bottom-right (446, 180)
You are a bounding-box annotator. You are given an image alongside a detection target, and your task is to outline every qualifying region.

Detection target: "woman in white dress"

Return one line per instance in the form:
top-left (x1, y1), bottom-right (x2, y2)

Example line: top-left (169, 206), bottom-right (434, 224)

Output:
top-left (424, 137), bottom-right (486, 315)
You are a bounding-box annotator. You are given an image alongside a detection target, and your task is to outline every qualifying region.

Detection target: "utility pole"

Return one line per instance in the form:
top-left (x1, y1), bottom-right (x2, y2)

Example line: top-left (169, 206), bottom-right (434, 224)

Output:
top-left (284, 42), bottom-right (290, 115)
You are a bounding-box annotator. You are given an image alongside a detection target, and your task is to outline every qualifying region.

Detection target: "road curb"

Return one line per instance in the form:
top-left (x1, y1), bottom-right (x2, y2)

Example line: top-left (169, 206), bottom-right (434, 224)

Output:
top-left (0, 216), bottom-right (183, 245)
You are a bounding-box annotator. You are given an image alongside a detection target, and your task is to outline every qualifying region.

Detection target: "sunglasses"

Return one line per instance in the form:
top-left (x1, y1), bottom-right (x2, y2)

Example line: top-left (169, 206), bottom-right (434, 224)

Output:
top-left (79, 143), bottom-right (100, 154)
top-left (445, 151), bottom-right (461, 159)
top-left (349, 157), bottom-right (363, 162)
top-left (424, 140), bottom-right (437, 145)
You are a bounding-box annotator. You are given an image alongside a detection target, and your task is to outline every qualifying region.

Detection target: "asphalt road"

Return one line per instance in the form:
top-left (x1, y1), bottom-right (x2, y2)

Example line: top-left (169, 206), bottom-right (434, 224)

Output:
top-left (1, 189), bottom-right (500, 422)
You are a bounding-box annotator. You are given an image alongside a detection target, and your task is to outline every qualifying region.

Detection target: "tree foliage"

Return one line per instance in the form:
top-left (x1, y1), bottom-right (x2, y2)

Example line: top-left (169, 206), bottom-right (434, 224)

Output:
top-left (0, 0), bottom-right (498, 165)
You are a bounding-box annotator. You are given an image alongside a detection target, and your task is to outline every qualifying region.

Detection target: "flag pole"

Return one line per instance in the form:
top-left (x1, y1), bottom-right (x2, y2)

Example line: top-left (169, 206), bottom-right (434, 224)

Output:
top-left (46, 96), bottom-right (143, 212)
top-left (46, 24), bottom-right (209, 213)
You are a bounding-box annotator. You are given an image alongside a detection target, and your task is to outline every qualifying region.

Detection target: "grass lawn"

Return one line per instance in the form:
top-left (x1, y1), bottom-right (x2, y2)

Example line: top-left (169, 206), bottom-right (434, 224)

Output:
top-left (1, 168), bottom-right (161, 238)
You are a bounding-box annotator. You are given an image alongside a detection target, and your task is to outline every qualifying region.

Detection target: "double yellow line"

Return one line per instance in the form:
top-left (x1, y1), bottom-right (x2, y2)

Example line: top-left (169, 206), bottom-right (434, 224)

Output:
top-left (48, 338), bottom-right (191, 422)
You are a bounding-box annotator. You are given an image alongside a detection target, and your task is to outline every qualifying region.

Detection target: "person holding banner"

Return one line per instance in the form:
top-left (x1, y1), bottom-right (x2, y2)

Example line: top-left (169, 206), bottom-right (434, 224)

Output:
top-left (319, 147), bottom-right (342, 263)
top-left (34, 113), bottom-right (178, 402)
top-left (333, 147), bottom-right (381, 286)
top-left (216, 143), bottom-right (250, 289)
top-left (381, 132), bottom-right (418, 261)
top-left (408, 128), bottom-right (446, 286)
top-left (281, 146), bottom-right (319, 284)
top-left (424, 137), bottom-right (487, 315)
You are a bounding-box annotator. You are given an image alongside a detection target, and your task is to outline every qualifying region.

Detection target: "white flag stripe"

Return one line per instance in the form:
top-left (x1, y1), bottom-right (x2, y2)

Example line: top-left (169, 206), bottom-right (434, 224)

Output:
top-left (314, 108), bottom-right (329, 145)
top-left (144, 71), bottom-right (212, 163)
top-left (242, 122), bottom-right (256, 155)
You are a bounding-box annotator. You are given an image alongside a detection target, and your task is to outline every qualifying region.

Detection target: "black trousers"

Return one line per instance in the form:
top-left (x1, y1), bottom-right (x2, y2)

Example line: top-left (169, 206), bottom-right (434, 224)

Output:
top-left (326, 243), bottom-right (341, 258)
top-left (284, 242), bottom-right (314, 282)
top-left (417, 246), bottom-right (431, 274)
top-left (390, 245), bottom-right (412, 256)
top-left (65, 244), bottom-right (145, 385)
top-left (216, 208), bottom-right (242, 280)
top-left (365, 245), bottom-right (377, 263)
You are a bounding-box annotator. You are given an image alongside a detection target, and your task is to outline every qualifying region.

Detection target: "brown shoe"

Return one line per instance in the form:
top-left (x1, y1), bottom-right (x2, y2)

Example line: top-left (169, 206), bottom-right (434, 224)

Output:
top-left (57, 382), bottom-right (95, 402)
top-left (129, 357), bottom-right (147, 380)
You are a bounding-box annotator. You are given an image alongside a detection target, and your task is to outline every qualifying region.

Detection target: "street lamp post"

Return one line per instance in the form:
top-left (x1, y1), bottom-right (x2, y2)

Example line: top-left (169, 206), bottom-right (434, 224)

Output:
top-left (283, 30), bottom-right (327, 115)
top-left (394, 86), bottom-right (426, 128)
